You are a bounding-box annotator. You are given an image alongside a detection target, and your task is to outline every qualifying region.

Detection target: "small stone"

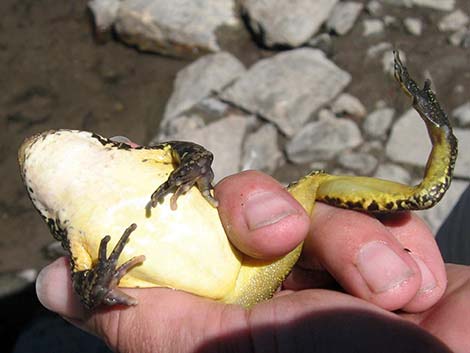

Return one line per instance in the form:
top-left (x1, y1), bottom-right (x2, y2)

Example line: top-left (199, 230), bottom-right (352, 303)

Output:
top-left (363, 107), bottom-right (395, 138)
top-left (366, 42), bottom-right (393, 58)
top-left (242, 124), bottom-right (283, 173)
top-left (363, 19), bottom-right (385, 36)
top-left (381, 0), bottom-right (413, 7)
top-left (240, 0), bottom-right (338, 47)
top-left (220, 48), bottom-right (351, 137)
top-left (331, 93), bottom-right (367, 119)
top-left (374, 163), bottom-right (412, 184)
top-left (337, 151), bottom-right (378, 175)
top-left (438, 9), bottom-right (469, 32)
top-left (448, 28), bottom-right (470, 47)
top-left (384, 15), bottom-right (398, 27)
top-left (452, 102), bottom-right (470, 126)
top-left (365, 1), bottom-right (383, 15)
top-left (404, 17), bottom-right (423, 36)
top-left (412, 0), bottom-right (455, 12)
top-left (307, 33), bottom-right (333, 56)
top-left (285, 110), bottom-right (363, 163)
top-left (326, 2), bottom-right (364, 35)
top-left (386, 109), bottom-right (431, 167)
top-left (163, 52), bottom-right (245, 122)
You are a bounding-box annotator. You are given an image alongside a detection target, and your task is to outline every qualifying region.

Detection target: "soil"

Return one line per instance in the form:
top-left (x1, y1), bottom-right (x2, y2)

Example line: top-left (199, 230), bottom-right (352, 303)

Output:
top-left (1, 0), bottom-right (469, 351)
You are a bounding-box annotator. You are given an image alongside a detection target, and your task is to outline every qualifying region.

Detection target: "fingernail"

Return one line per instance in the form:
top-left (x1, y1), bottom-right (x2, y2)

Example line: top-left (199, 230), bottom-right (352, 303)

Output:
top-left (244, 191), bottom-right (298, 230)
top-left (410, 253), bottom-right (437, 293)
top-left (356, 241), bottom-right (414, 293)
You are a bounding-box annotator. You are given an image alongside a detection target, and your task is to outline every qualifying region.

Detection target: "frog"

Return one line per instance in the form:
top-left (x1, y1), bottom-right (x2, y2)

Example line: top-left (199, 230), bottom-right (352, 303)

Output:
top-left (18, 51), bottom-right (457, 309)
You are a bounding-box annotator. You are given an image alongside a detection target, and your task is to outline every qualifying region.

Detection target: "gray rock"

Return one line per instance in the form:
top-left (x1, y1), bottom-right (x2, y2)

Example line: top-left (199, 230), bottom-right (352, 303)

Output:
top-left (412, 0), bottom-right (455, 11)
top-left (159, 114), bottom-right (206, 139)
top-left (419, 180), bottom-right (469, 234)
top-left (452, 102), bottom-right (470, 126)
top-left (363, 19), bottom-right (385, 36)
top-left (165, 114), bottom-right (249, 181)
top-left (307, 33), bottom-right (334, 56)
top-left (438, 9), bottom-right (469, 32)
top-left (331, 93), bottom-right (367, 119)
top-left (114, 0), bottom-right (241, 57)
top-left (337, 151), bottom-right (378, 175)
top-left (88, 0), bottom-right (120, 30)
top-left (448, 27), bottom-right (470, 47)
top-left (365, 1), bottom-right (383, 16)
top-left (220, 48), bottom-right (351, 136)
top-left (403, 17), bottom-right (423, 36)
top-left (363, 107), bottom-right (395, 138)
top-left (386, 109), bottom-right (430, 167)
top-left (242, 124), bottom-right (284, 173)
top-left (454, 128), bottom-right (470, 178)
top-left (326, 2), bottom-right (364, 35)
top-left (366, 42), bottom-right (393, 58)
top-left (240, 0), bottom-right (338, 47)
top-left (374, 163), bottom-right (412, 184)
top-left (286, 110), bottom-right (362, 163)
top-left (163, 52), bottom-right (245, 122)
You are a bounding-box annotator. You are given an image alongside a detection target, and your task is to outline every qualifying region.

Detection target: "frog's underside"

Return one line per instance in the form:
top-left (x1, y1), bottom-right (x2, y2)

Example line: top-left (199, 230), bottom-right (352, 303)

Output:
top-left (18, 52), bottom-right (457, 309)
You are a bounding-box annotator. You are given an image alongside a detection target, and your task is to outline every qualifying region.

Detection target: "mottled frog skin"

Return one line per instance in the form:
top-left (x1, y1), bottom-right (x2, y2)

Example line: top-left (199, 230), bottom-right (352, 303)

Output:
top-left (18, 52), bottom-right (457, 309)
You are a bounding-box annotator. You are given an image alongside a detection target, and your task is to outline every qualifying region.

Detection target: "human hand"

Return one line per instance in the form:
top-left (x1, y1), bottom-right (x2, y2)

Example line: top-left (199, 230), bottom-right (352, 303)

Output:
top-left (36, 171), bottom-right (469, 353)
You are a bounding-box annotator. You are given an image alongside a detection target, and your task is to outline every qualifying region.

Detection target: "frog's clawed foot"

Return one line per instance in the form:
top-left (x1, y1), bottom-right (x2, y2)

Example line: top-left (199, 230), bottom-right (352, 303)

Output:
top-left (72, 223), bottom-right (145, 309)
top-left (150, 143), bottom-right (218, 210)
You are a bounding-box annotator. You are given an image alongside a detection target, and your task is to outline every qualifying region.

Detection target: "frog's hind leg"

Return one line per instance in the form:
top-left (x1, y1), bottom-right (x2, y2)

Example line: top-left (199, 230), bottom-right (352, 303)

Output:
top-left (309, 51), bottom-right (457, 213)
top-left (72, 223), bottom-right (145, 309)
top-left (150, 141), bottom-right (218, 210)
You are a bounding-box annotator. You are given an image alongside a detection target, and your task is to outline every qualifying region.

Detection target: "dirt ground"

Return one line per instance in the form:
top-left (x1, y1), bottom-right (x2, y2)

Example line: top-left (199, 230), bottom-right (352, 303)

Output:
top-left (0, 0), bottom-right (469, 350)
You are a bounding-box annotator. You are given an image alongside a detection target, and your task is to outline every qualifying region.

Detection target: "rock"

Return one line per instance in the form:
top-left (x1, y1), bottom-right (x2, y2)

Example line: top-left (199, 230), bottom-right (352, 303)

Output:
top-left (163, 52), bottom-right (245, 122)
top-left (331, 93), bottom-right (367, 119)
top-left (242, 123), bottom-right (283, 173)
top-left (419, 180), bottom-right (470, 234)
top-left (438, 9), bottom-right (469, 32)
top-left (326, 2), bottom-right (364, 35)
top-left (114, 0), bottom-right (241, 58)
top-left (363, 19), bottom-right (385, 36)
top-left (386, 109), bottom-right (431, 167)
top-left (363, 107), bottom-right (395, 138)
top-left (448, 28), bottom-right (470, 47)
top-left (412, 0), bottom-right (455, 11)
top-left (162, 114), bottom-right (249, 181)
top-left (403, 17), bottom-right (423, 36)
top-left (454, 128), bottom-right (470, 179)
top-left (158, 114), bottom-right (206, 139)
top-left (88, 0), bottom-right (120, 30)
top-left (220, 48), bottom-right (351, 136)
top-left (337, 151), bottom-right (378, 175)
top-left (366, 42), bottom-right (393, 58)
top-left (307, 33), bottom-right (334, 56)
top-left (452, 102), bottom-right (470, 126)
top-left (365, 1), bottom-right (383, 16)
top-left (374, 163), bottom-right (412, 184)
top-left (285, 110), bottom-right (362, 163)
top-left (240, 0), bottom-right (338, 47)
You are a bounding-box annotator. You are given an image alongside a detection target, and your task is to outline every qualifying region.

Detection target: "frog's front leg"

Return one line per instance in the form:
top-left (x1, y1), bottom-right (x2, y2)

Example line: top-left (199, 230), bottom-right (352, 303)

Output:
top-left (150, 141), bottom-right (218, 210)
top-left (72, 224), bottom-right (145, 309)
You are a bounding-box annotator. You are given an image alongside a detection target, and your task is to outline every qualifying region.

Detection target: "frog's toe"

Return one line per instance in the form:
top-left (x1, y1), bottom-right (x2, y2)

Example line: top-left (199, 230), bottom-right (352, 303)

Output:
top-left (72, 224), bottom-right (145, 309)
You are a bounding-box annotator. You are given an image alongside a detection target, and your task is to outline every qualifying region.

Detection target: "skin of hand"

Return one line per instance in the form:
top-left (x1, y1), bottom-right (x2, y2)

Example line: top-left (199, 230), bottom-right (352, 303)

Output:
top-left (36, 170), bottom-right (470, 353)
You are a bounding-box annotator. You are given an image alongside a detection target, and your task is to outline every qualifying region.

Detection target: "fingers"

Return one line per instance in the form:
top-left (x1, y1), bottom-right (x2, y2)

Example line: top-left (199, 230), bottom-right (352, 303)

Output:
top-left (215, 170), bottom-right (310, 259)
top-left (292, 203), bottom-right (446, 312)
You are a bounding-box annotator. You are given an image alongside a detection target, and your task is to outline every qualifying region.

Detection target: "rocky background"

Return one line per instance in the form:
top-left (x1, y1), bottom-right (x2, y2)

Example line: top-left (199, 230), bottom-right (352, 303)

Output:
top-left (1, 0), bottom-right (470, 351)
